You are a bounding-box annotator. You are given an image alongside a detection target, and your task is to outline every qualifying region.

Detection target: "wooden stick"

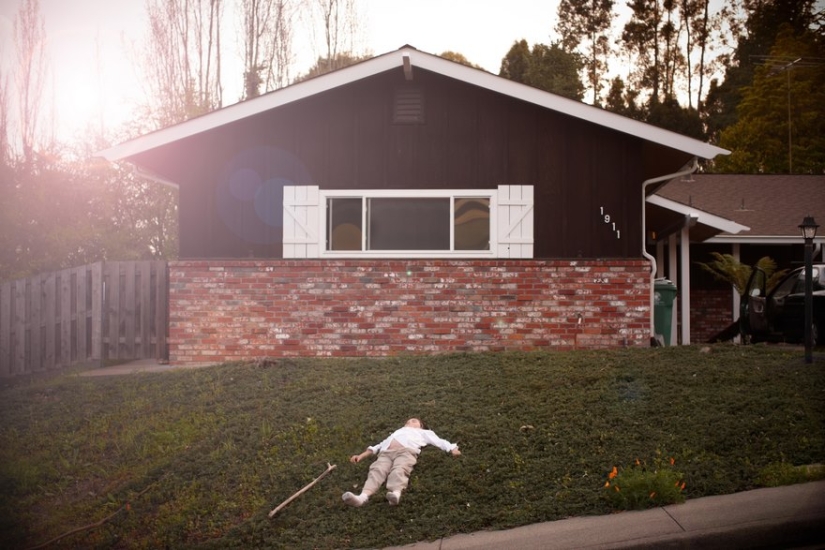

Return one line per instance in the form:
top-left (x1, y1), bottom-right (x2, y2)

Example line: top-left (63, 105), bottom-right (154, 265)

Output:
top-left (269, 463), bottom-right (337, 518)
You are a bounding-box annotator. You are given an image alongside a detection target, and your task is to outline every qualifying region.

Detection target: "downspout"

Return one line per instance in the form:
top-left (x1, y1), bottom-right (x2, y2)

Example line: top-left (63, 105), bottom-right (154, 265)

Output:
top-left (641, 158), bottom-right (698, 346)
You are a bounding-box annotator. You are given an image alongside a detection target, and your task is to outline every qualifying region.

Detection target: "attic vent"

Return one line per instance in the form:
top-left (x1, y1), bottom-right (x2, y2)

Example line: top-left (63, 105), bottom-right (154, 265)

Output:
top-left (393, 87), bottom-right (424, 124)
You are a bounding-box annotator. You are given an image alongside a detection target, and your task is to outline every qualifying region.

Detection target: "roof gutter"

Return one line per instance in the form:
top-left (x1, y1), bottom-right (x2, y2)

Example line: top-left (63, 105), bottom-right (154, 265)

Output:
top-left (131, 165), bottom-right (180, 189)
top-left (641, 158), bottom-right (699, 345)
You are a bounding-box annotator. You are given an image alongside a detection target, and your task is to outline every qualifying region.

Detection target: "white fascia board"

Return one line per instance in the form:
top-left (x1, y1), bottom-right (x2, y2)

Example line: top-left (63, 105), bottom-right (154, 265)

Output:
top-left (647, 194), bottom-right (749, 234)
top-left (409, 50), bottom-right (730, 160)
top-left (707, 235), bottom-right (825, 244)
top-left (97, 52), bottom-right (403, 162)
top-left (97, 47), bottom-right (730, 162)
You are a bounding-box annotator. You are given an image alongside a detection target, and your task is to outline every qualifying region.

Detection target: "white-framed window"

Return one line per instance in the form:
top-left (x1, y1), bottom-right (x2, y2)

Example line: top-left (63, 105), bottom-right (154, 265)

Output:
top-left (283, 185), bottom-right (533, 259)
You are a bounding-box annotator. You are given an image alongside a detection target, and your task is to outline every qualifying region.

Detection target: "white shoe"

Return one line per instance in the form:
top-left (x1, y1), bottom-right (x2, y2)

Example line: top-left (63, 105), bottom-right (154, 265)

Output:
top-left (342, 492), bottom-right (368, 507)
top-left (386, 490), bottom-right (401, 506)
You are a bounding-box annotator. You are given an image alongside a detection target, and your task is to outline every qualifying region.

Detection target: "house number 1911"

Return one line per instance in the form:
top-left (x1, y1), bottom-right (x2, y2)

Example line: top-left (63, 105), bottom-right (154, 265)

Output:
top-left (599, 206), bottom-right (621, 239)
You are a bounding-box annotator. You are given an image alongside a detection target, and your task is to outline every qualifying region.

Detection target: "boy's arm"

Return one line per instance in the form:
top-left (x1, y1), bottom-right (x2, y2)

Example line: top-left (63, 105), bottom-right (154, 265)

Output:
top-left (424, 430), bottom-right (461, 455)
top-left (350, 448), bottom-right (374, 463)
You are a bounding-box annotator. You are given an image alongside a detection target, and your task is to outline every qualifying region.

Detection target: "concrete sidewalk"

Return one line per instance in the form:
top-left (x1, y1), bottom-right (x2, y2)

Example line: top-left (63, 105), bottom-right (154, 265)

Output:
top-left (386, 480), bottom-right (825, 550)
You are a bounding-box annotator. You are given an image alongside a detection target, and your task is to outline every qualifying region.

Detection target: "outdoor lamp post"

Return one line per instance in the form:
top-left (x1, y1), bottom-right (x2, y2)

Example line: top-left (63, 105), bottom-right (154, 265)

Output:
top-left (799, 215), bottom-right (819, 364)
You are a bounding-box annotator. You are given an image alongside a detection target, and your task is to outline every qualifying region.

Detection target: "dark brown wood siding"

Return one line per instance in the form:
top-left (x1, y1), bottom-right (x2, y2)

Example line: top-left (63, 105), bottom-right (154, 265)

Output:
top-left (132, 67), bottom-right (675, 260)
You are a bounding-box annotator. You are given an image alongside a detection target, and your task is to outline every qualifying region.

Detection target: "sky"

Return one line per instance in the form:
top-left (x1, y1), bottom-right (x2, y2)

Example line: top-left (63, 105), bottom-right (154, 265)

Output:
top-left (0, 0), bottom-right (559, 144)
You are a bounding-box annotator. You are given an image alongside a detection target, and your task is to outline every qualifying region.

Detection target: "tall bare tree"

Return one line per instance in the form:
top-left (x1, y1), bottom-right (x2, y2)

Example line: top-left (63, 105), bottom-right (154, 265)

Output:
top-left (0, 44), bottom-right (11, 164)
top-left (242, 0), bottom-right (295, 99)
top-left (13, 0), bottom-right (48, 165)
top-left (141, 0), bottom-right (224, 128)
top-left (309, 0), bottom-right (363, 73)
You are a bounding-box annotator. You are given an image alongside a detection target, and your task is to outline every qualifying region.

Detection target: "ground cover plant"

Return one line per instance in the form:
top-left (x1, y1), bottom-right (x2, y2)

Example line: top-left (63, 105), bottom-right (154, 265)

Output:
top-left (1, 345), bottom-right (823, 549)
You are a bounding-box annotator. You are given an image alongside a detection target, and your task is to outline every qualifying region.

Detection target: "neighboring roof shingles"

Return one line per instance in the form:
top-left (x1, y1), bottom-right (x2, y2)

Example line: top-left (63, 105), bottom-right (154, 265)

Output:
top-left (657, 174), bottom-right (825, 240)
top-left (97, 46), bottom-right (729, 162)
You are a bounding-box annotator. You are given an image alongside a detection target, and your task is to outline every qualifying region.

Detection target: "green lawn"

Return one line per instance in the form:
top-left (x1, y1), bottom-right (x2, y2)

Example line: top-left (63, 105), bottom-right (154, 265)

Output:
top-left (1, 345), bottom-right (824, 549)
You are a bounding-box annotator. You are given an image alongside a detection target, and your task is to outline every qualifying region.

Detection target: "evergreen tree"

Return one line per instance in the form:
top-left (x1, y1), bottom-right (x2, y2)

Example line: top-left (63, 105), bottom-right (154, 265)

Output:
top-left (716, 26), bottom-right (825, 174)
top-left (499, 40), bottom-right (585, 100)
top-left (556, 0), bottom-right (615, 105)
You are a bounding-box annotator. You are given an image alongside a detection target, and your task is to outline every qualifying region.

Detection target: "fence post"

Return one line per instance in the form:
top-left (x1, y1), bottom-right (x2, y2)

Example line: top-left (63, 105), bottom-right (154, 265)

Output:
top-left (76, 266), bottom-right (88, 364)
top-left (14, 279), bottom-right (26, 375)
top-left (155, 262), bottom-right (169, 362)
top-left (29, 274), bottom-right (43, 372)
top-left (60, 269), bottom-right (72, 368)
top-left (91, 262), bottom-right (104, 367)
top-left (0, 282), bottom-right (10, 377)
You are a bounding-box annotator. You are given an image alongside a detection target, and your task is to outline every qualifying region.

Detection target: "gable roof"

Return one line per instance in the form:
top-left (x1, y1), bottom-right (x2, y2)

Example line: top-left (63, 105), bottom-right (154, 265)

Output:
top-left (656, 174), bottom-right (825, 243)
top-left (98, 46), bottom-right (729, 163)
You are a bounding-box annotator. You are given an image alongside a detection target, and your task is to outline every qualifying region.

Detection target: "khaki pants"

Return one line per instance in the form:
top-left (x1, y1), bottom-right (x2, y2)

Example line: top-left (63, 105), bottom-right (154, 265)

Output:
top-left (363, 448), bottom-right (418, 495)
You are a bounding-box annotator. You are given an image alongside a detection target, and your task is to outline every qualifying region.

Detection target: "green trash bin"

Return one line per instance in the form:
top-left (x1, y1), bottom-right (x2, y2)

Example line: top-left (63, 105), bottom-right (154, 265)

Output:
top-left (654, 278), bottom-right (677, 345)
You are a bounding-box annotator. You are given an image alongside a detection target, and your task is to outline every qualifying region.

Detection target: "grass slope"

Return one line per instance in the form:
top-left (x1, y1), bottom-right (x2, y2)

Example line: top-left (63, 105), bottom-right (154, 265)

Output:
top-left (1, 346), bottom-right (823, 549)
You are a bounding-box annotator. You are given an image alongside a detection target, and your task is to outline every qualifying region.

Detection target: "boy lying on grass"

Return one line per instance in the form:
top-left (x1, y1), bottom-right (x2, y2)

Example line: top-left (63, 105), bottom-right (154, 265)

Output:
top-left (342, 418), bottom-right (461, 506)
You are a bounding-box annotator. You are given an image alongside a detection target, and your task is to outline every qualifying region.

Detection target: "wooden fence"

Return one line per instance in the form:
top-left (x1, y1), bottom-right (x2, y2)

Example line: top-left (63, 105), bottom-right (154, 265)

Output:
top-left (0, 261), bottom-right (168, 378)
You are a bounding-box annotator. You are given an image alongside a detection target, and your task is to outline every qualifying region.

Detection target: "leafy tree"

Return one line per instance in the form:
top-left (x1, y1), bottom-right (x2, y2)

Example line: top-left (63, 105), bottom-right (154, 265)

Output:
top-left (0, 151), bottom-right (179, 283)
top-left (604, 76), bottom-right (642, 118)
top-left (499, 40), bottom-right (585, 100)
top-left (716, 26), bottom-right (825, 174)
top-left (555, 0), bottom-right (614, 105)
top-left (294, 51), bottom-right (371, 81)
top-left (704, 0), bottom-right (818, 142)
top-left (646, 98), bottom-right (705, 138)
top-left (439, 51), bottom-right (485, 70)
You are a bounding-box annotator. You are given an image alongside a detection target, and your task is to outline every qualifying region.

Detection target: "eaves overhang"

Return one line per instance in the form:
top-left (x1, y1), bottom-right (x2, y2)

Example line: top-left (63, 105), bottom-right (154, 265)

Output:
top-left (647, 194), bottom-right (749, 236)
top-left (97, 46), bottom-right (730, 164)
top-left (706, 235), bottom-right (825, 244)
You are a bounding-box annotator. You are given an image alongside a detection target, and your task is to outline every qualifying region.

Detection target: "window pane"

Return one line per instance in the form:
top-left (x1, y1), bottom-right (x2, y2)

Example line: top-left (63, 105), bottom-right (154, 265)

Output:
top-left (368, 198), bottom-right (450, 250)
top-left (328, 198), bottom-right (362, 250)
top-left (454, 198), bottom-right (490, 250)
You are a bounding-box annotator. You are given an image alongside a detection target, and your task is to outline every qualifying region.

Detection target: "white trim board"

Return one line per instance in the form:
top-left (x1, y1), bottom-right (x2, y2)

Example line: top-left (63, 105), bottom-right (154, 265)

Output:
top-left (98, 47), bottom-right (729, 165)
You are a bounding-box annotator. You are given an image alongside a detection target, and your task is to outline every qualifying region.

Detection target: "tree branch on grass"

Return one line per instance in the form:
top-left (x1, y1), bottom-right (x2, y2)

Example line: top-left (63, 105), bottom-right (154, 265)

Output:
top-left (26, 484), bottom-right (154, 550)
top-left (269, 462), bottom-right (337, 517)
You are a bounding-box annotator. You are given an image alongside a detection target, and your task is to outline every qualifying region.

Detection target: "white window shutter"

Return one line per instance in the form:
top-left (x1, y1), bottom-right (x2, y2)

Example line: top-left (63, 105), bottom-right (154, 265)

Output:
top-left (496, 185), bottom-right (534, 258)
top-left (283, 186), bottom-right (320, 258)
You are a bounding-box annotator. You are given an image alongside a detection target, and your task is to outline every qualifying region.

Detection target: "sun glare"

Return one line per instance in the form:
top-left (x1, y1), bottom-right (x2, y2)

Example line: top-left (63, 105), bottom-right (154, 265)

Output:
top-left (47, 24), bottom-right (142, 142)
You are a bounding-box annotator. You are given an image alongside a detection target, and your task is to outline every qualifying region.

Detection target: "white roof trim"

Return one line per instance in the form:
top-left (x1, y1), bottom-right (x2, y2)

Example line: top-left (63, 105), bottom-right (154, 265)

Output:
top-left (708, 235), bottom-right (825, 244)
top-left (97, 46), bottom-right (730, 162)
top-left (647, 195), bottom-right (749, 234)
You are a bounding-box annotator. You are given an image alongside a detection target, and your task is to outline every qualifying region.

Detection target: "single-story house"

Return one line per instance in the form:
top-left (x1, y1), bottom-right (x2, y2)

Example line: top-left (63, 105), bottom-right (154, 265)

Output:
top-left (98, 46), bottom-right (730, 364)
top-left (648, 174), bottom-right (825, 344)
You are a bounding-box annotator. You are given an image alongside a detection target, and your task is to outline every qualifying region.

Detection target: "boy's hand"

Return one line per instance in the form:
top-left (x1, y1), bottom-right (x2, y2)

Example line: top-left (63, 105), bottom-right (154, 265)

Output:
top-left (350, 449), bottom-right (373, 463)
top-left (451, 448), bottom-right (461, 457)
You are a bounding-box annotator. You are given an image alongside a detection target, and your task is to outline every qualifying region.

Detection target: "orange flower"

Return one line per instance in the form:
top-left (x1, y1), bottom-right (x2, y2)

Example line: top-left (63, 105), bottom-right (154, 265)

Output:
top-left (669, 457), bottom-right (675, 466)
top-left (635, 458), bottom-right (641, 466)
top-left (680, 482), bottom-right (686, 490)
top-left (608, 466), bottom-right (618, 480)
top-left (649, 492), bottom-right (657, 499)
top-left (614, 485), bottom-right (621, 492)
top-left (604, 481), bottom-right (610, 488)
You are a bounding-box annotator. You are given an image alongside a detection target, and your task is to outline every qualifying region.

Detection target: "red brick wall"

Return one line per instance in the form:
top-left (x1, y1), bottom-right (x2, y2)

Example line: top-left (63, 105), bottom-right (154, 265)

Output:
top-left (690, 288), bottom-right (735, 343)
top-left (168, 259), bottom-right (652, 364)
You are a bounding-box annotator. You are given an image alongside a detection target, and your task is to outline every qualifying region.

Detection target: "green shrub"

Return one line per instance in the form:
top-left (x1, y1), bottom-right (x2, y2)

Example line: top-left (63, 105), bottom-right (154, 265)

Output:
top-left (604, 454), bottom-right (686, 510)
top-left (758, 462), bottom-right (825, 487)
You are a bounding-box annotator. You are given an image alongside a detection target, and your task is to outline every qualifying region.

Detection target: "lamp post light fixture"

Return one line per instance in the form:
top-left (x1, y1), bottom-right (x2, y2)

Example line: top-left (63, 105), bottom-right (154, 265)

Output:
top-left (798, 215), bottom-right (819, 364)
